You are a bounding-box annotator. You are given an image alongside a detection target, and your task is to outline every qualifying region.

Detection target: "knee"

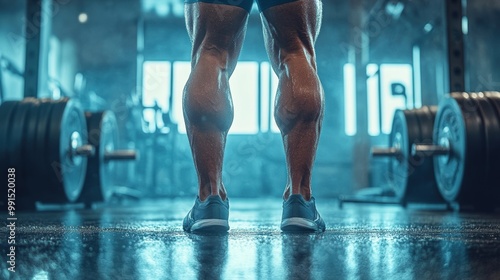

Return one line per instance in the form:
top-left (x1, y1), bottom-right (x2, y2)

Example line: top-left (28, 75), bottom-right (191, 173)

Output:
top-left (183, 77), bottom-right (234, 131)
top-left (274, 77), bottom-right (324, 132)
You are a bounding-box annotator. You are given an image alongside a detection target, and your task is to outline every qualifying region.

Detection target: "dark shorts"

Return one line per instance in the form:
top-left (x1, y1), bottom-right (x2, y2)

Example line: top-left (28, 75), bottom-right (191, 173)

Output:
top-left (184, 0), bottom-right (299, 13)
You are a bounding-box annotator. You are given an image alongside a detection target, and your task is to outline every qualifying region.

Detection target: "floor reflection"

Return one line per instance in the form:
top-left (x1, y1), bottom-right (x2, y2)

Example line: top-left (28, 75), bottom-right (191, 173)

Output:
top-left (281, 233), bottom-right (316, 280)
top-left (190, 233), bottom-right (228, 280)
top-left (2, 199), bottom-right (500, 279)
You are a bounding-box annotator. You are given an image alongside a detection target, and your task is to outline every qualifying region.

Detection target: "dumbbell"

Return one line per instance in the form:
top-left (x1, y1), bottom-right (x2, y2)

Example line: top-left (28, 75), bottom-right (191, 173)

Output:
top-left (371, 106), bottom-right (445, 204)
top-left (0, 98), bottom-right (93, 209)
top-left (77, 111), bottom-right (137, 205)
top-left (412, 92), bottom-right (500, 210)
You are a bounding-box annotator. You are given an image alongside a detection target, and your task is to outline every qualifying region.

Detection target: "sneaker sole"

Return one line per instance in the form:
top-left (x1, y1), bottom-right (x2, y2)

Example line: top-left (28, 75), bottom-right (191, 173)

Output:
top-left (191, 219), bottom-right (229, 233)
top-left (281, 217), bottom-right (321, 232)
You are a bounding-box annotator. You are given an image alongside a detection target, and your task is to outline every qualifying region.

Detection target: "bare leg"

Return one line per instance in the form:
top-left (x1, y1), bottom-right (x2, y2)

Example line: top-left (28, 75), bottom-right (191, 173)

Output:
top-left (261, 0), bottom-right (324, 201)
top-left (183, 3), bottom-right (249, 201)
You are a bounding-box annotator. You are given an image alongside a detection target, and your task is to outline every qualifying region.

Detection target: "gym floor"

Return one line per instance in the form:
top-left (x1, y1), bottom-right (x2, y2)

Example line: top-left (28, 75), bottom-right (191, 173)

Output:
top-left (2, 198), bottom-right (500, 279)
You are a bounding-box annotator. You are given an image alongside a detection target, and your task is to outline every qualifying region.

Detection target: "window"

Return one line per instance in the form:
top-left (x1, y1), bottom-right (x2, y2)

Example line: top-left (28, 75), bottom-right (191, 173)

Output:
top-left (343, 63), bottom-right (415, 136)
top-left (142, 61), bottom-right (171, 132)
top-left (260, 62), bottom-right (280, 133)
top-left (142, 60), bottom-right (280, 134)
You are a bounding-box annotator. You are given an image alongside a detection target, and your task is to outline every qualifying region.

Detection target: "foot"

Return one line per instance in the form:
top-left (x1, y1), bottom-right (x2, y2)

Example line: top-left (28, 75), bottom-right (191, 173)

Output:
top-left (183, 195), bottom-right (230, 233)
top-left (282, 185), bottom-right (311, 201)
top-left (281, 194), bottom-right (326, 232)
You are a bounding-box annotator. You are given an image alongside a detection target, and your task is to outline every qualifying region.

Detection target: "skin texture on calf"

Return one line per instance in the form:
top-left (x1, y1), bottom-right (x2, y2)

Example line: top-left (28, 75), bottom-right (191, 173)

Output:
top-left (183, 0), bottom-right (324, 201)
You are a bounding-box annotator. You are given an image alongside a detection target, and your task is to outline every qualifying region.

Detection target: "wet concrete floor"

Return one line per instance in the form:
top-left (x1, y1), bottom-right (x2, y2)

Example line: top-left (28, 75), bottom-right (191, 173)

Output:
top-left (1, 198), bottom-right (500, 279)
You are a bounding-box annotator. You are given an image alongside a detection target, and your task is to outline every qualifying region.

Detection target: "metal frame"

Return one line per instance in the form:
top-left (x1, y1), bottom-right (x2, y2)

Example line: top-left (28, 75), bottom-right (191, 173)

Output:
top-left (445, 0), bottom-right (466, 92)
top-left (24, 0), bottom-right (51, 98)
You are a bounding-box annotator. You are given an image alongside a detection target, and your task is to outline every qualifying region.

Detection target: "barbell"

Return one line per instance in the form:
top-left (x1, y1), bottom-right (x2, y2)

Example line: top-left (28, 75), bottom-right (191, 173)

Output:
top-left (0, 98), bottom-right (137, 210)
top-left (371, 106), bottom-right (445, 205)
top-left (0, 98), bottom-right (91, 208)
top-left (78, 111), bottom-right (137, 204)
top-left (412, 92), bottom-right (500, 210)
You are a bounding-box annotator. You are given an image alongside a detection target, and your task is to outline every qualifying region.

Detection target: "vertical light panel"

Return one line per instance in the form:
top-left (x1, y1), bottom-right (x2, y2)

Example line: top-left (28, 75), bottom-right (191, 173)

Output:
top-left (228, 61), bottom-right (259, 134)
top-left (380, 64), bottom-right (413, 134)
top-left (48, 36), bottom-right (60, 86)
top-left (172, 61), bottom-right (191, 134)
top-left (367, 64), bottom-right (380, 136)
top-left (142, 61), bottom-right (171, 132)
top-left (343, 63), bottom-right (357, 136)
top-left (259, 62), bottom-right (280, 133)
top-left (412, 46), bottom-right (422, 108)
top-left (270, 68), bottom-right (280, 133)
top-left (436, 63), bottom-right (445, 102)
top-left (48, 36), bottom-right (61, 99)
top-left (143, 61), bottom-right (171, 110)
top-left (260, 62), bottom-right (271, 132)
top-left (462, 16), bottom-right (468, 35)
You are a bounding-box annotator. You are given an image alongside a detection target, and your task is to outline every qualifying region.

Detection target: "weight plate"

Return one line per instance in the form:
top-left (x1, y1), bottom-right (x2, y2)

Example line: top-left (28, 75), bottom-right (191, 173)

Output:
top-left (434, 93), bottom-right (484, 204)
top-left (388, 109), bottom-right (420, 200)
top-left (484, 92), bottom-right (500, 112)
top-left (0, 101), bottom-right (19, 208)
top-left (418, 106), bottom-right (437, 145)
top-left (0, 102), bottom-right (18, 171)
top-left (23, 99), bottom-right (42, 190)
top-left (79, 111), bottom-right (104, 203)
top-left (79, 111), bottom-right (117, 203)
top-left (8, 99), bottom-right (36, 200)
top-left (471, 92), bottom-right (500, 208)
top-left (44, 98), bottom-right (87, 203)
top-left (482, 92), bottom-right (500, 201)
top-left (34, 100), bottom-right (55, 201)
top-left (404, 106), bottom-right (444, 204)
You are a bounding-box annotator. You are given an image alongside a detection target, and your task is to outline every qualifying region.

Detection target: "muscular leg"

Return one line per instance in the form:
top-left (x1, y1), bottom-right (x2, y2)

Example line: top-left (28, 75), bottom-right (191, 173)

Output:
top-left (260, 0), bottom-right (324, 201)
top-left (183, 3), bottom-right (249, 201)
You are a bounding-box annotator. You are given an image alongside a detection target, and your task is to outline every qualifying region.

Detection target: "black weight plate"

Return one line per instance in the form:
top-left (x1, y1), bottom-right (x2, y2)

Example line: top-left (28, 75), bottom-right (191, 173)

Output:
top-left (79, 111), bottom-right (117, 203)
top-left (0, 101), bottom-right (19, 208)
top-left (467, 93), bottom-right (499, 209)
top-left (0, 102), bottom-right (18, 171)
top-left (45, 99), bottom-right (68, 202)
top-left (45, 98), bottom-right (87, 203)
top-left (388, 109), bottom-right (420, 200)
top-left (8, 99), bottom-right (36, 201)
top-left (388, 110), bottom-right (409, 198)
top-left (404, 106), bottom-right (444, 204)
top-left (33, 100), bottom-right (55, 201)
top-left (79, 111), bottom-right (105, 203)
top-left (23, 99), bottom-right (42, 191)
top-left (482, 92), bottom-right (500, 201)
top-left (455, 93), bottom-right (489, 204)
top-left (78, 112), bottom-right (101, 203)
top-left (418, 106), bottom-right (437, 145)
top-left (434, 93), bottom-right (485, 204)
top-left (401, 109), bottom-right (425, 199)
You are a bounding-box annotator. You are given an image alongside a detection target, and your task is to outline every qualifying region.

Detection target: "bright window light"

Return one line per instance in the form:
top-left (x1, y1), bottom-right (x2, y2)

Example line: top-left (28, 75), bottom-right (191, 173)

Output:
top-left (260, 62), bottom-right (271, 132)
top-left (142, 61), bottom-right (171, 132)
top-left (172, 61), bottom-right (191, 133)
top-left (367, 64), bottom-right (380, 136)
top-left (412, 46), bottom-right (422, 108)
top-left (229, 61), bottom-right (259, 134)
top-left (380, 64), bottom-right (413, 134)
top-left (260, 62), bottom-right (280, 133)
top-left (270, 66), bottom-right (280, 133)
top-left (343, 63), bottom-right (357, 136)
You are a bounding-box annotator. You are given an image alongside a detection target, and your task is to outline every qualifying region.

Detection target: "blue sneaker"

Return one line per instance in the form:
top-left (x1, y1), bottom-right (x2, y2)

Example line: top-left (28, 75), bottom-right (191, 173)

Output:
top-left (183, 195), bottom-right (230, 233)
top-left (281, 194), bottom-right (326, 232)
